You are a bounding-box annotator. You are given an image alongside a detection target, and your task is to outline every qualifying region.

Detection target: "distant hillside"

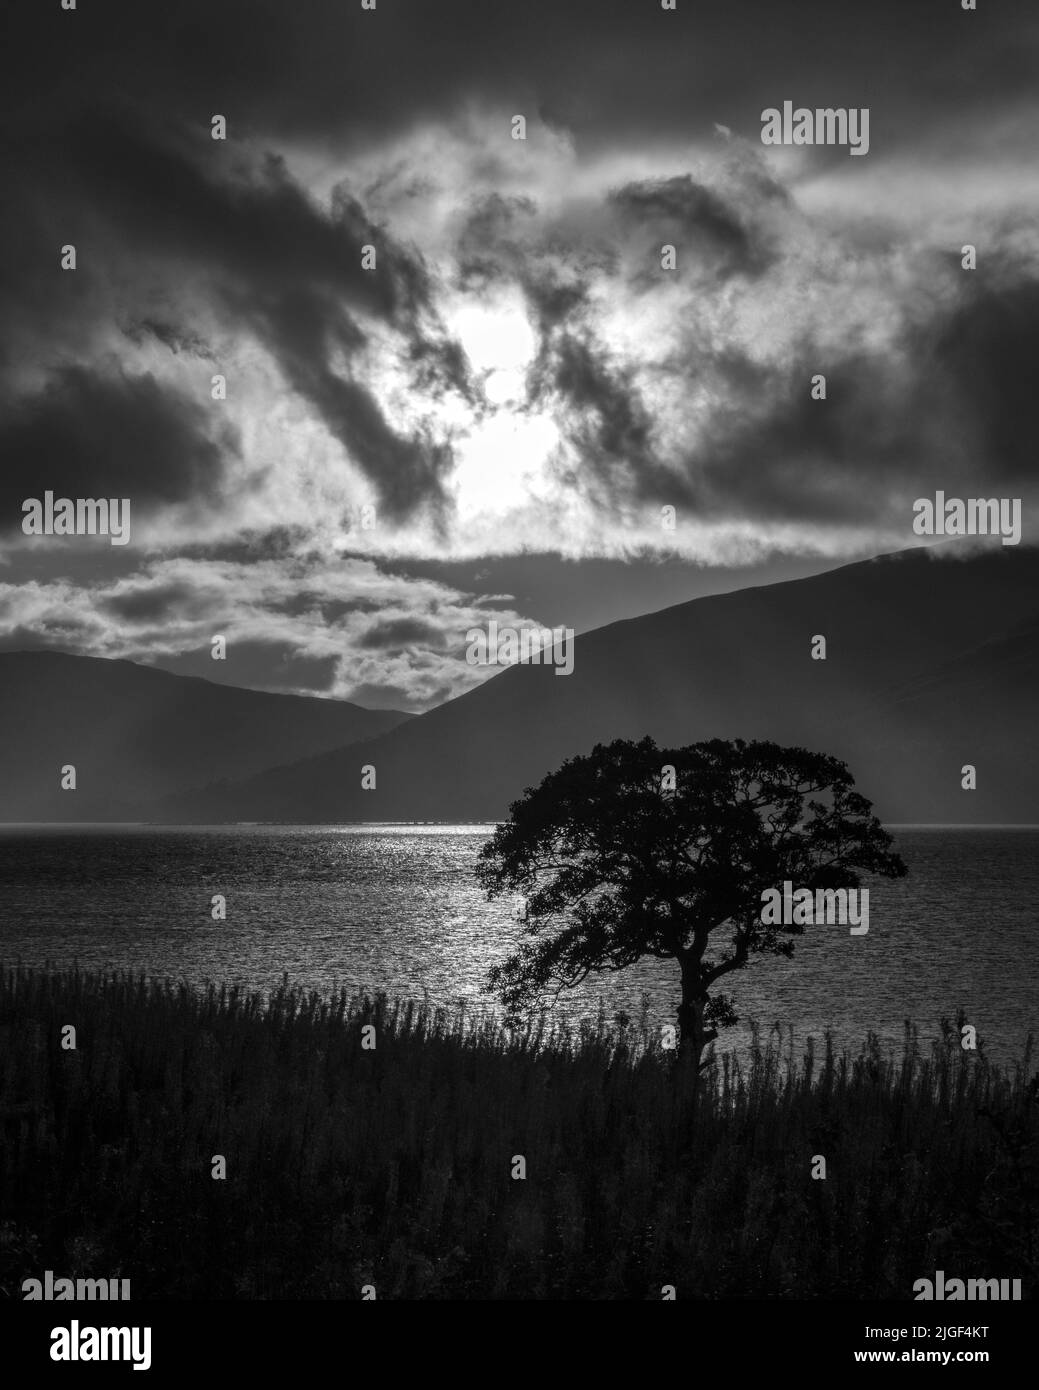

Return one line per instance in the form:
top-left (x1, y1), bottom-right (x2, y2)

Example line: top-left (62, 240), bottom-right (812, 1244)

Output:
top-left (0, 651), bottom-right (410, 820)
top-left (156, 544), bottom-right (1039, 825)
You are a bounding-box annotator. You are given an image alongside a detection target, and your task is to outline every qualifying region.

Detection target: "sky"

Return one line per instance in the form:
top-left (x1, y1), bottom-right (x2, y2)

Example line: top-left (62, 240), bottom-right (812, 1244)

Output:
top-left (1, 0), bottom-right (1037, 710)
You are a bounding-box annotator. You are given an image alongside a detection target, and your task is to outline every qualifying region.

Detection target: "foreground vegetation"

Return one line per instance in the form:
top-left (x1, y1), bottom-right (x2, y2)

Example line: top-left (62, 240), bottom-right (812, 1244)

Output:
top-left (0, 965), bottom-right (1035, 1299)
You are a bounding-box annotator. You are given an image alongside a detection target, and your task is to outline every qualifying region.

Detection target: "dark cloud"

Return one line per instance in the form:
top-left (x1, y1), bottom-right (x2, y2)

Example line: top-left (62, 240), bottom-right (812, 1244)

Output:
top-left (523, 275), bottom-right (593, 336)
top-left (6, 1), bottom-right (1031, 156)
top-left (692, 351), bottom-right (922, 523)
top-left (0, 367), bottom-right (238, 527)
top-left (407, 333), bottom-right (481, 409)
top-left (247, 304), bottom-right (455, 523)
top-left (455, 193), bottom-right (540, 288)
top-left (527, 327), bottom-right (689, 510)
top-left (358, 617), bottom-right (446, 650)
top-left (542, 334), bottom-right (653, 469)
top-left (175, 529), bottom-right (311, 564)
top-left (59, 115), bottom-right (400, 321)
top-left (100, 582), bottom-right (206, 624)
top-left (691, 275), bottom-right (1039, 527)
top-left (122, 319), bottom-right (213, 357)
top-left (611, 175), bottom-right (771, 280)
top-left (311, 597), bottom-right (387, 622)
top-left (0, 619), bottom-right (97, 649)
top-left (1, 101), bottom-right (470, 525)
top-left (0, 628), bottom-right (78, 653)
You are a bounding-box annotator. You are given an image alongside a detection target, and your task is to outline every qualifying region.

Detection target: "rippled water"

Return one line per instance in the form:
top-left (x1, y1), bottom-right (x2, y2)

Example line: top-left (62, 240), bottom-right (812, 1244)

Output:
top-left (0, 825), bottom-right (1036, 1063)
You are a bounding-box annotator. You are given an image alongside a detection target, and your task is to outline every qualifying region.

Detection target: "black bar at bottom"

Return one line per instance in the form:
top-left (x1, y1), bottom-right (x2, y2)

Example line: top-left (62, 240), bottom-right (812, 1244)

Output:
top-left (0, 1298), bottom-right (1027, 1379)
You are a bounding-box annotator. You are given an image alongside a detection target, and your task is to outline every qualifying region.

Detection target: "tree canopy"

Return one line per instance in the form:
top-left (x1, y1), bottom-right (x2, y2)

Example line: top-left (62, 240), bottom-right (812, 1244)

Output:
top-left (478, 736), bottom-right (907, 1070)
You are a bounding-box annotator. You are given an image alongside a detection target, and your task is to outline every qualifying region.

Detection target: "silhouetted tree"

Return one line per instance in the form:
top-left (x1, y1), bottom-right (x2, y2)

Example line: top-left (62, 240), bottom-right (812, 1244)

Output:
top-left (478, 737), bottom-right (907, 1074)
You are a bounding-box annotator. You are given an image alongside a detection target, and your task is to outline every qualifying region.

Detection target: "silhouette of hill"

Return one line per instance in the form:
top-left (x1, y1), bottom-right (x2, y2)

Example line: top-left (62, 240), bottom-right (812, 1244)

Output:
top-left (155, 544), bottom-right (1039, 825)
top-left (0, 651), bottom-right (410, 820)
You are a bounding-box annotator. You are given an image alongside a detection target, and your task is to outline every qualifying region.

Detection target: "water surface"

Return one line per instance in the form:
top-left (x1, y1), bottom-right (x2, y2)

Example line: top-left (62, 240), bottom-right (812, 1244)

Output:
top-left (1, 824), bottom-right (1035, 1064)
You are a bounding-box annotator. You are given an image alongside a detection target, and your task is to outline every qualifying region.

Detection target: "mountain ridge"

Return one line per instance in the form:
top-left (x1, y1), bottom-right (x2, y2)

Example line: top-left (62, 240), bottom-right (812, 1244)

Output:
top-left (152, 543), bottom-right (1039, 825)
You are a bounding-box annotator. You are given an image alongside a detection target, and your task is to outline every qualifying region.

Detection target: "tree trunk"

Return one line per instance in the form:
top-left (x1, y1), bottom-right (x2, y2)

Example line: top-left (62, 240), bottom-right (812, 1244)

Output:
top-left (677, 953), bottom-right (717, 1074)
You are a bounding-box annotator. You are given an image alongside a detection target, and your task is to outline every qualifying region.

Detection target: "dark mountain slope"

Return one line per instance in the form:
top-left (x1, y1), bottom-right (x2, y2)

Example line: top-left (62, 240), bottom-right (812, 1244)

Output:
top-left (0, 651), bottom-right (410, 820)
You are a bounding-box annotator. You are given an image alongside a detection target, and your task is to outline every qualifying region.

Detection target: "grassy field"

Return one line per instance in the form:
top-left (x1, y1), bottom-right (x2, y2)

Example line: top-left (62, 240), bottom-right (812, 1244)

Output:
top-left (0, 964), bottom-right (1035, 1299)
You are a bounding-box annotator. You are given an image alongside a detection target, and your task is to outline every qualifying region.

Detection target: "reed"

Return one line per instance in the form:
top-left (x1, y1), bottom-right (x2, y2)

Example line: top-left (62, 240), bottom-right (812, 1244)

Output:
top-left (0, 964), bottom-right (1034, 1299)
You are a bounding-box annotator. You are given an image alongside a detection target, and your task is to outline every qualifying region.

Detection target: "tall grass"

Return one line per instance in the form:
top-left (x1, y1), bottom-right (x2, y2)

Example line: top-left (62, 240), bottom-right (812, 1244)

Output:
top-left (0, 964), bottom-right (1035, 1298)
